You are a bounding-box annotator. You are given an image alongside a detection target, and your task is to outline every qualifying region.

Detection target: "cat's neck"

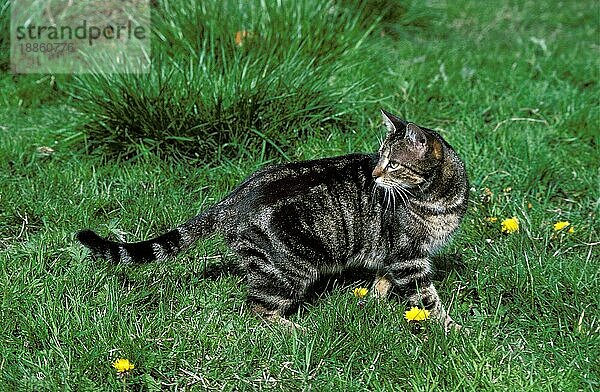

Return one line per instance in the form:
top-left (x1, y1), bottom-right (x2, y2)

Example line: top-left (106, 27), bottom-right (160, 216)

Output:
top-left (405, 157), bottom-right (467, 216)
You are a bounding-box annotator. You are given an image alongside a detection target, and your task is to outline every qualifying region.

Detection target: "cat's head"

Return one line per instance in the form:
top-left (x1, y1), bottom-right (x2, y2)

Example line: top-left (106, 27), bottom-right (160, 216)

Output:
top-left (372, 110), bottom-right (444, 189)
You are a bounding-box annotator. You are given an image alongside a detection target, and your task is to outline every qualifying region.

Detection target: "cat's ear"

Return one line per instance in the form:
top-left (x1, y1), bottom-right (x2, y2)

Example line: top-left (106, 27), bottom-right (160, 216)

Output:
top-left (405, 123), bottom-right (427, 150)
top-left (381, 109), bottom-right (407, 134)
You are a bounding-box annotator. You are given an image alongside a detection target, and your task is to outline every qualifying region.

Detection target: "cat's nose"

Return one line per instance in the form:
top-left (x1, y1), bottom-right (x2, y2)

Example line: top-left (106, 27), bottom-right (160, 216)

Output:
top-left (372, 166), bottom-right (383, 178)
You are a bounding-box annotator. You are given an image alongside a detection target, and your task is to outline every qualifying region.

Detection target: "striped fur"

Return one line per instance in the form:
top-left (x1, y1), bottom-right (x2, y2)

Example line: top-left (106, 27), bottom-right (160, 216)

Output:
top-left (76, 210), bottom-right (216, 264)
top-left (77, 110), bottom-right (469, 331)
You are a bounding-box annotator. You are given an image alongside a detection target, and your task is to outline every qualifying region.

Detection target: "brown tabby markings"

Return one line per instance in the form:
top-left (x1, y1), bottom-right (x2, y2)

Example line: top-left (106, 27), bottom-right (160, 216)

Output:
top-left (76, 110), bottom-right (469, 332)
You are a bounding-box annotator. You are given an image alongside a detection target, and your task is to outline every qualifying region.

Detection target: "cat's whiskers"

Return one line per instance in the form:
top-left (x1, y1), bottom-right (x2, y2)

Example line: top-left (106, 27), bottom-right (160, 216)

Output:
top-left (394, 186), bottom-right (408, 206)
top-left (375, 181), bottom-right (390, 213)
top-left (370, 182), bottom-right (380, 211)
top-left (397, 181), bottom-right (415, 197)
top-left (389, 186), bottom-right (397, 212)
top-left (390, 182), bottom-right (412, 207)
top-left (374, 178), bottom-right (417, 212)
top-left (378, 180), bottom-right (401, 213)
top-left (384, 187), bottom-right (392, 213)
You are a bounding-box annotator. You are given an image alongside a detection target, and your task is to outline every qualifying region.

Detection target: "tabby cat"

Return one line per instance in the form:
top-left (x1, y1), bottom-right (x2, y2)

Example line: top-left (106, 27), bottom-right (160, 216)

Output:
top-left (78, 110), bottom-right (469, 331)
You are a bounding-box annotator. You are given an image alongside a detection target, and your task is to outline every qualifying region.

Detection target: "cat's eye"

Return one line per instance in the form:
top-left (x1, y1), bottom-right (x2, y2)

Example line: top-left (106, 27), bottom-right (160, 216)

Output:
top-left (387, 161), bottom-right (400, 170)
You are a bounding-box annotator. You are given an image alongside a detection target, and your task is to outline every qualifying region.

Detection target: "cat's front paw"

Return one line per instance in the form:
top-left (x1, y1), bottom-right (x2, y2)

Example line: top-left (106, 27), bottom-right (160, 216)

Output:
top-left (372, 276), bottom-right (392, 299)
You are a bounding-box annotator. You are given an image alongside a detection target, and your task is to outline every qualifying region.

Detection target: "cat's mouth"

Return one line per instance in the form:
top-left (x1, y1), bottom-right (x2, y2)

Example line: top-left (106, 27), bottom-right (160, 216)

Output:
top-left (374, 176), bottom-right (415, 189)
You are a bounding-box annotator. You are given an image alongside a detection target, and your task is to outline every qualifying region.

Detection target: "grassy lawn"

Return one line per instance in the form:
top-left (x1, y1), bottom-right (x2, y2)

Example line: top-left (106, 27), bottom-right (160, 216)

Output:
top-left (1, 0), bottom-right (598, 390)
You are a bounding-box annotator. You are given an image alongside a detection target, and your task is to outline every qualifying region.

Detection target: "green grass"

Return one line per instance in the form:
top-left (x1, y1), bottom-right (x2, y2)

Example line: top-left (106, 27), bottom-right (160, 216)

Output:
top-left (1, 0), bottom-right (599, 390)
top-left (71, 0), bottom-right (378, 161)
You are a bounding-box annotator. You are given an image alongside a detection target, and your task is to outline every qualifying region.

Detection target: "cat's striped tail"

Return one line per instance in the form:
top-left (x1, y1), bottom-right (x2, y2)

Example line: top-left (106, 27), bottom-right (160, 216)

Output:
top-left (76, 210), bottom-right (218, 264)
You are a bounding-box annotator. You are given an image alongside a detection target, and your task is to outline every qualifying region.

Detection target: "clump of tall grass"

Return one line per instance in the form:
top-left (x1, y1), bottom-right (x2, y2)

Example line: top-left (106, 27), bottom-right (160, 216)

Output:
top-left (71, 0), bottom-right (382, 161)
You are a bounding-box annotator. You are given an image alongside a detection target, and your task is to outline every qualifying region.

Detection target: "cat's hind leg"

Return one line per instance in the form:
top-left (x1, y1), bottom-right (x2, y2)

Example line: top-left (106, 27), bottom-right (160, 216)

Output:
top-left (243, 253), bottom-right (314, 330)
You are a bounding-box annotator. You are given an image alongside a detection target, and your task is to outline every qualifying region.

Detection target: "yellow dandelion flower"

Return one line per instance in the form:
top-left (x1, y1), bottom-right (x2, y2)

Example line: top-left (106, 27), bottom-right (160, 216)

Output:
top-left (112, 358), bottom-right (134, 373)
top-left (353, 287), bottom-right (368, 299)
top-left (553, 221), bottom-right (570, 231)
top-left (553, 221), bottom-right (574, 233)
top-left (501, 217), bottom-right (519, 234)
top-left (404, 306), bottom-right (430, 322)
top-left (485, 217), bottom-right (498, 223)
